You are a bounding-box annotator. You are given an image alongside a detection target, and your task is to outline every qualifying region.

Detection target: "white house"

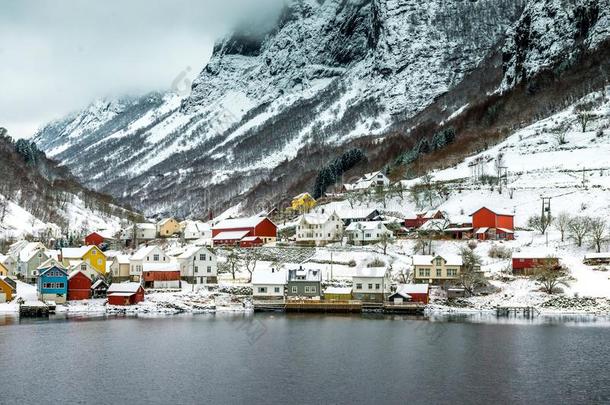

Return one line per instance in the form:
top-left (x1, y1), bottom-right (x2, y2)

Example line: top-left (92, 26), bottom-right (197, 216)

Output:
top-left (176, 246), bottom-right (217, 284)
top-left (296, 211), bottom-right (343, 245)
top-left (251, 269), bottom-right (287, 300)
top-left (180, 220), bottom-right (212, 241)
top-left (352, 267), bottom-right (391, 302)
top-left (343, 171), bottom-right (390, 191)
top-left (68, 260), bottom-right (99, 281)
top-left (135, 223), bottom-right (157, 241)
top-left (345, 221), bottom-right (393, 245)
top-left (129, 245), bottom-right (170, 282)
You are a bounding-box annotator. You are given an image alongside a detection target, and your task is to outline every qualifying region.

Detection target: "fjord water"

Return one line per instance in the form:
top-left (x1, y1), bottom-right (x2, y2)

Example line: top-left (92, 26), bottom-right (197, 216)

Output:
top-left (1, 313), bottom-right (609, 404)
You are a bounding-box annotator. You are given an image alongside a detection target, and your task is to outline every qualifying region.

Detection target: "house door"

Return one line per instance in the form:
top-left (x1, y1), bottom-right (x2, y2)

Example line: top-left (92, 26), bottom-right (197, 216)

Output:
top-left (0, 293), bottom-right (5, 303)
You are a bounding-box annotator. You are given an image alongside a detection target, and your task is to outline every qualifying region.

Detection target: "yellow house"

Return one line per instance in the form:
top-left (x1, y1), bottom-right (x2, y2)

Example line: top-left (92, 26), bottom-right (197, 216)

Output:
top-left (157, 218), bottom-right (181, 237)
top-left (61, 246), bottom-right (107, 276)
top-left (0, 277), bottom-right (14, 302)
top-left (0, 262), bottom-right (8, 277)
top-left (412, 254), bottom-right (465, 286)
top-left (291, 193), bottom-right (317, 213)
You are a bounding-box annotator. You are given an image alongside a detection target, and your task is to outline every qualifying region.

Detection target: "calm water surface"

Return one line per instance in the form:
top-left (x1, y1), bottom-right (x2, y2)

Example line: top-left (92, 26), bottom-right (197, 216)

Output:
top-left (1, 312), bottom-right (609, 404)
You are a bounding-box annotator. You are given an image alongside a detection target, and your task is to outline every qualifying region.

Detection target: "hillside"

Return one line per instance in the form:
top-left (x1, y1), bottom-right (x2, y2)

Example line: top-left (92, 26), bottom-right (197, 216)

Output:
top-left (0, 127), bottom-right (141, 245)
top-left (32, 0), bottom-right (610, 220)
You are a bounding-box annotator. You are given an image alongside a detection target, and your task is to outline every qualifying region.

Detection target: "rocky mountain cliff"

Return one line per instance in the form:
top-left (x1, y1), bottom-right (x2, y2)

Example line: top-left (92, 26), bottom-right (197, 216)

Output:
top-left (33, 0), bottom-right (610, 218)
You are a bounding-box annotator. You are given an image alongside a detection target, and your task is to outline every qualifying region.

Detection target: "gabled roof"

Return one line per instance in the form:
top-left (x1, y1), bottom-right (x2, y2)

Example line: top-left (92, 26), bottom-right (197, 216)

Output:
top-left (354, 267), bottom-right (388, 278)
top-left (288, 268), bottom-right (322, 282)
top-left (213, 216), bottom-right (272, 230)
top-left (136, 223), bottom-right (156, 230)
top-left (107, 282), bottom-right (142, 294)
top-left (131, 245), bottom-right (162, 261)
top-left (299, 212), bottom-right (338, 225)
top-left (345, 221), bottom-right (388, 232)
top-left (470, 206), bottom-right (514, 217)
top-left (142, 262), bottom-right (180, 272)
top-left (212, 230), bottom-right (250, 241)
top-left (251, 269), bottom-right (287, 285)
top-left (39, 264), bottom-right (69, 277)
top-left (158, 217), bottom-right (177, 226)
top-left (395, 283), bottom-right (429, 295)
top-left (241, 236), bottom-right (262, 242)
top-left (324, 286), bottom-right (352, 295)
top-left (412, 255), bottom-right (463, 266)
top-left (293, 192), bottom-right (314, 200)
top-left (416, 219), bottom-right (449, 232)
top-left (61, 246), bottom-right (95, 259)
top-left (37, 258), bottom-right (65, 271)
top-left (68, 269), bottom-right (92, 281)
top-left (176, 245), bottom-right (211, 260)
top-left (92, 279), bottom-right (108, 289)
top-left (18, 242), bottom-right (46, 262)
top-left (513, 249), bottom-right (558, 259)
top-left (335, 208), bottom-right (379, 220)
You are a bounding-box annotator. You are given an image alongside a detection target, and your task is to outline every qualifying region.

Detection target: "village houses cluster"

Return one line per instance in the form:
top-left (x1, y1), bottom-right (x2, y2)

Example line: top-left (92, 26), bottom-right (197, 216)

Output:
top-left (0, 169), bottom-right (603, 308)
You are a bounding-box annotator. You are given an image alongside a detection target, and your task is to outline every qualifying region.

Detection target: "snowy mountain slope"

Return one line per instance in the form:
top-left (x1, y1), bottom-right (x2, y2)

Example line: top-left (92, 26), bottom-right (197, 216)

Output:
top-left (33, 0), bottom-right (525, 217)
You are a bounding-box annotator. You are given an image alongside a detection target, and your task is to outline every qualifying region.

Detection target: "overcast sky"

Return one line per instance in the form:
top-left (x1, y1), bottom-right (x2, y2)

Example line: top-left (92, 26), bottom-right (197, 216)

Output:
top-left (0, 0), bottom-right (283, 139)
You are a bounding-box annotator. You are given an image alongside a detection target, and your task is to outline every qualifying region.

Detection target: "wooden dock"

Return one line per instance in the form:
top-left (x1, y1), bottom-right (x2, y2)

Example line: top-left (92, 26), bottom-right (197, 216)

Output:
top-left (285, 300), bottom-right (362, 313)
top-left (253, 300), bottom-right (286, 312)
top-left (383, 302), bottom-right (426, 314)
top-left (496, 306), bottom-right (539, 318)
top-left (19, 302), bottom-right (50, 317)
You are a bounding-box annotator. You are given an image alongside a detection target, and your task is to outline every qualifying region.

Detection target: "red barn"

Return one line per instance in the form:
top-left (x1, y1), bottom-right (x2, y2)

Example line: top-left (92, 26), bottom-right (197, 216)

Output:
top-left (470, 207), bottom-right (515, 240)
top-left (84, 231), bottom-right (115, 247)
top-left (212, 216), bottom-right (277, 246)
top-left (142, 263), bottom-right (181, 289)
top-left (405, 210), bottom-right (445, 229)
top-left (239, 236), bottom-right (263, 248)
top-left (107, 282), bottom-right (145, 306)
top-left (67, 270), bottom-right (92, 301)
top-left (512, 251), bottom-right (559, 275)
top-left (388, 284), bottom-right (429, 304)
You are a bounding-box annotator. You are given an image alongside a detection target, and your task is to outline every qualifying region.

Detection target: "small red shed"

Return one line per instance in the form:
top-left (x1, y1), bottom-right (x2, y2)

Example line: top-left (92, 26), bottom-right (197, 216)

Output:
top-left (107, 282), bottom-right (145, 305)
top-left (212, 216), bottom-right (277, 243)
top-left (512, 251), bottom-right (559, 275)
top-left (67, 270), bottom-right (92, 301)
top-left (84, 232), bottom-right (105, 247)
top-left (239, 236), bottom-right (263, 248)
top-left (389, 284), bottom-right (429, 304)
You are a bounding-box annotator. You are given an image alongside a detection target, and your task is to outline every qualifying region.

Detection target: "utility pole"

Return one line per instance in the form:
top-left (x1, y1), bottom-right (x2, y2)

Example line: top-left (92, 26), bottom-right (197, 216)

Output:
top-left (541, 196), bottom-right (552, 247)
top-left (498, 166), bottom-right (508, 194)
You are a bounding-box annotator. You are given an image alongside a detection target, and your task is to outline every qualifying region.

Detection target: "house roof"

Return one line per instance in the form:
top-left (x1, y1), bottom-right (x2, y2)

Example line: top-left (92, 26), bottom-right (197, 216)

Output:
top-left (241, 236), bottom-right (262, 242)
top-left (417, 219), bottom-right (449, 231)
top-left (107, 282), bottom-right (142, 294)
top-left (213, 216), bottom-right (271, 230)
top-left (61, 246), bottom-right (94, 259)
top-left (37, 258), bottom-right (65, 271)
top-left (18, 242), bottom-right (46, 262)
top-left (412, 255), bottom-right (463, 266)
top-left (345, 221), bottom-right (387, 232)
top-left (470, 207), bottom-right (514, 217)
top-left (158, 217), bottom-right (177, 226)
top-left (293, 192), bottom-right (313, 200)
top-left (335, 208), bottom-right (379, 220)
top-left (300, 212), bottom-right (337, 225)
top-left (396, 283), bottom-right (429, 295)
top-left (584, 252), bottom-right (610, 259)
top-left (88, 230), bottom-right (116, 240)
top-left (68, 269), bottom-right (91, 280)
top-left (251, 269), bottom-right (287, 285)
top-left (212, 230), bottom-right (250, 241)
top-left (92, 279), bottom-right (108, 289)
top-left (116, 254), bottom-right (130, 264)
top-left (288, 268), bottom-right (321, 282)
top-left (39, 265), bottom-right (68, 277)
top-left (136, 223), bottom-right (156, 230)
top-left (354, 267), bottom-right (388, 278)
top-left (131, 245), bottom-right (161, 261)
top-left (176, 245), bottom-right (209, 259)
top-left (108, 292), bottom-right (136, 297)
top-left (324, 286), bottom-right (352, 295)
top-left (513, 250), bottom-right (558, 259)
top-left (142, 262), bottom-right (180, 272)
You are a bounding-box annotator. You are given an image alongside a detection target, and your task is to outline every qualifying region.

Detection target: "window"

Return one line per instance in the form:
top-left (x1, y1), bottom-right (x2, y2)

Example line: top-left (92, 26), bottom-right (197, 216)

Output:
top-left (91, 250), bottom-right (97, 255)
top-left (81, 264), bottom-right (87, 271)
top-left (436, 269), bottom-right (442, 277)
top-left (311, 286), bottom-right (316, 293)
top-left (200, 254), bottom-right (205, 261)
top-left (153, 254), bottom-right (159, 261)
top-left (419, 268), bottom-right (430, 277)
top-left (258, 287), bottom-right (267, 293)
top-left (209, 256), bottom-right (213, 261)
top-left (207, 266), bottom-right (212, 273)
top-left (368, 284), bottom-right (373, 289)
top-left (356, 283), bottom-right (362, 290)
top-left (97, 259), bottom-right (102, 265)
top-left (435, 258), bottom-right (442, 266)
top-left (447, 269), bottom-right (458, 277)
top-left (292, 286), bottom-right (297, 293)
top-left (375, 284), bottom-right (380, 290)
top-left (194, 266), bottom-right (199, 273)
top-left (304, 286), bottom-right (310, 293)
top-left (274, 287), bottom-right (280, 293)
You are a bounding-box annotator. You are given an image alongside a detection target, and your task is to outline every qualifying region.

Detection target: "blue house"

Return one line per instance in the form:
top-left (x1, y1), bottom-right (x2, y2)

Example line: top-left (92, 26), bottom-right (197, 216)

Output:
top-left (37, 260), bottom-right (69, 304)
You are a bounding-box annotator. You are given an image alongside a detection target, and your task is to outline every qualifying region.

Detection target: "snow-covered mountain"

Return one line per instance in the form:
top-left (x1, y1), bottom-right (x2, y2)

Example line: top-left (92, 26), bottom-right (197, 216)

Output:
top-left (32, 0), bottom-right (610, 218)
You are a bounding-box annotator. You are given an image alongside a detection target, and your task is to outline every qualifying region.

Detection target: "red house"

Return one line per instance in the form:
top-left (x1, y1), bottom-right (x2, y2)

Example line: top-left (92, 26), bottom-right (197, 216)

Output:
top-left (388, 284), bottom-right (429, 304)
top-left (512, 251), bottom-right (559, 275)
top-left (107, 282), bottom-right (145, 306)
top-left (67, 270), bottom-right (92, 301)
top-left (405, 210), bottom-right (445, 229)
top-left (84, 231), bottom-right (115, 247)
top-left (142, 263), bottom-right (181, 289)
top-left (470, 207), bottom-right (515, 240)
top-left (212, 216), bottom-right (277, 246)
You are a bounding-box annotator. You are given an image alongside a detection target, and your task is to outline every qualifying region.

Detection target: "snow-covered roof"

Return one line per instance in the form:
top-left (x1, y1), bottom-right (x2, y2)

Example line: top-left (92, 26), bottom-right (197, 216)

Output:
top-left (293, 192), bottom-right (313, 200)
top-left (212, 230), bottom-right (250, 241)
top-left (584, 252), bottom-right (610, 259)
top-left (324, 286), bottom-right (352, 295)
top-left (176, 245), bottom-right (209, 259)
top-left (470, 207), bottom-right (514, 217)
top-left (131, 245), bottom-right (161, 261)
top-left (92, 279), bottom-right (108, 289)
top-left (241, 236), bottom-right (262, 242)
top-left (68, 269), bottom-right (91, 280)
top-left (37, 258), bottom-right (65, 271)
top-left (396, 283), bottom-right (429, 295)
top-left (288, 268), bottom-right (321, 282)
top-left (142, 262), bottom-right (180, 272)
top-left (61, 246), bottom-right (94, 259)
top-left (512, 250), bottom-right (558, 259)
top-left (300, 212), bottom-right (337, 225)
top-left (117, 254), bottom-right (130, 264)
top-left (475, 227), bottom-right (489, 234)
top-left (417, 219), bottom-right (449, 231)
top-left (89, 230), bottom-right (116, 240)
top-left (497, 227), bottom-right (514, 234)
top-left (334, 208), bottom-right (379, 220)
top-left (18, 242), bottom-right (46, 262)
top-left (107, 282), bottom-right (142, 294)
top-left (345, 221), bottom-right (387, 232)
top-left (213, 216), bottom-right (270, 230)
top-left (412, 255), bottom-right (463, 266)
top-left (354, 267), bottom-right (388, 278)
top-left (136, 223), bottom-right (156, 230)
top-left (251, 269), bottom-right (287, 285)
top-left (108, 292), bottom-right (136, 297)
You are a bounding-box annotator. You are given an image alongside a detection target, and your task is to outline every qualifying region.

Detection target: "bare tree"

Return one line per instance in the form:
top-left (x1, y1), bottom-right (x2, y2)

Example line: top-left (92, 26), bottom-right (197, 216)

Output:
top-left (575, 102), bottom-right (594, 132)
top-left (224, 249), bottom-right (240, 280)
top-left (554, 212), bottom-right (571, 242)
top-left (241, 248), bottom-right (260, 282)
top-left (378, 232), bottom-right (392, 255)
top-left (589, 217), bottom-right (608, 253)
top-left (0, 195), bottom-right (8, 222)
top-left (533, 261), bottom-right (571, 294)
top-left (568, 216), bottom-right (591, 247)
top-left (412, 237), bottom-right (432, 255)
top-left (527, 214), bottom-right (553, 234)
top-left (458, 247), bottom-right (485, 296)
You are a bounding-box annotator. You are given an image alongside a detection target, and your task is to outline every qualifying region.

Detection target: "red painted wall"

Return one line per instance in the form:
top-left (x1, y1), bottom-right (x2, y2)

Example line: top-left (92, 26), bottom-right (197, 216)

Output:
top-left (497, 215), bottom-right (514, 230)
top-left (472, 208), bottom-right (514, 230)
top-left (253, 218), bottom-right (277, 238)
top-left (239, 238), bottom-right (263, 248)
top-left (512, 257), bottom-right (559, 272)
top-left (409, 292), bottom-right (429, 304)
top-left (143, 271), bottom-right (181, 282)
top-left (67, 272), bottom-right (92, 301)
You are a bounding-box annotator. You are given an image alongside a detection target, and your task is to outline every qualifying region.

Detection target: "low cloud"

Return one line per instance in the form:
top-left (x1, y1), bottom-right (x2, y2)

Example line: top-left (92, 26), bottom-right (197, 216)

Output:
top-left (0, 0), bottom-right (284, 138)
